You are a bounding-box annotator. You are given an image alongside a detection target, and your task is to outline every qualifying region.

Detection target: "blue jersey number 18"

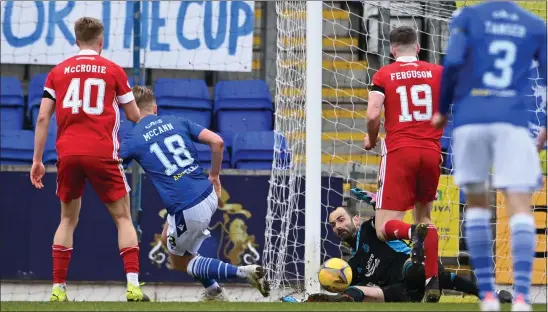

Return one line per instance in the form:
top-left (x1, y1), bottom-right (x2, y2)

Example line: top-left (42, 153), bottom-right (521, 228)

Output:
top-left (149, 134), bottom-right (195, 176)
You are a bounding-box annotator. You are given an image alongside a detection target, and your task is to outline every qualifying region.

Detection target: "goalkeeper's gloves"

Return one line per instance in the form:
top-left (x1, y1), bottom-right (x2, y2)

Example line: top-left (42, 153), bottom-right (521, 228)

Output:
top-left (351, 188), bottom-right (377, 208)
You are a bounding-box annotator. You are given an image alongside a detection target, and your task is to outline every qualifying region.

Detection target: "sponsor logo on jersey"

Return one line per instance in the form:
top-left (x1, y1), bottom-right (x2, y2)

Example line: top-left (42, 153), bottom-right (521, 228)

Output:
top-left (173, 165), bottom-right (199, 181)
top-left (365, 254), bottom-right (380, 277)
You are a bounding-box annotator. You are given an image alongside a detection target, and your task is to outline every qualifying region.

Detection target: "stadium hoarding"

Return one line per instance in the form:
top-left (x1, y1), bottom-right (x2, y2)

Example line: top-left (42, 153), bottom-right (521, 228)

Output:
top-left (0, 170), bottom-right (342, 283)
top-left (495, 176), bottom-right (547, 286)
top-left (0, 1), bottom-right (255, 72)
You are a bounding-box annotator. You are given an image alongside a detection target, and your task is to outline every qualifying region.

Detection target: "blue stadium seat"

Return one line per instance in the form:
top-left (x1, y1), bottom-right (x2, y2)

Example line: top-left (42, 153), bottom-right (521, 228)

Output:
top-left (0, 77), bottom-right (25, 131)
top-left (154, 79), bottom-right (212, 128)
top-left (28, 73), bottom-right (48, 125)
top-left (194, 143), bottom-right (231, 169)
top-left (231, 131), bottom-right (289, 169)
top-left (0, 130), bottom-right (57, 165)
top-left (214, 80), bottom-right (274, 144)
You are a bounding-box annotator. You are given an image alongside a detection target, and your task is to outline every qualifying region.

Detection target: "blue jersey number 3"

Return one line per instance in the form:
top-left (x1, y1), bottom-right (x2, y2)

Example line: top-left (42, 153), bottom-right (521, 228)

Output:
top-left (482, 40), bottom-right (517, 89)
top-left (149, 134), bottom-right (195, 176)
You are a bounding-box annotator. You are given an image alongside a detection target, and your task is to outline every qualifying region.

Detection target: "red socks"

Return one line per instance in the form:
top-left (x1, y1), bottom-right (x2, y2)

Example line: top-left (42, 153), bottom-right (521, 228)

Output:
top-left (383, 221), bottom-right (439, 279)
top-left (120, 246), bottom-right (140, 274)
top-left (52, 245), bottom-right (73, 284)
top-left (382, 220), bottom-right (411, 240)
top-left (424, 225), bottom-right (439, 279)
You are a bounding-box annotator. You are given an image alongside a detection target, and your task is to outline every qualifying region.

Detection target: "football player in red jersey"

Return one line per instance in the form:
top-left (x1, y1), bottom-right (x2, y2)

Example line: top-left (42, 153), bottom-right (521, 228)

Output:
top-left (363, 26), bottom-right (444, 303)
top-left (30, 17), bottom-right (149, 302)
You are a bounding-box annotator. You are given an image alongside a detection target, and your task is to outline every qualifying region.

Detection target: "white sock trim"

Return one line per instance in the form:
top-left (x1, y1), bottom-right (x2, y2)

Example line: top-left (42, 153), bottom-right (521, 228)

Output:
top-left (509, 213), bottom-right (535, 228)
top-left (465, 207), bottom-right (492, 220)
top-left (187, 256), bottom-right (200, 276)
top-left (127, 272), bottom-right (139, 287)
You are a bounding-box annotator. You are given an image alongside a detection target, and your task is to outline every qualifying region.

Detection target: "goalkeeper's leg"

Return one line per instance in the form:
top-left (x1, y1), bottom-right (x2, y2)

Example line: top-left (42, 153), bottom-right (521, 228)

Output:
top-left (307, 285), bottom-right (390, 303)
top-left (438, 270), bottom-right (513, 303)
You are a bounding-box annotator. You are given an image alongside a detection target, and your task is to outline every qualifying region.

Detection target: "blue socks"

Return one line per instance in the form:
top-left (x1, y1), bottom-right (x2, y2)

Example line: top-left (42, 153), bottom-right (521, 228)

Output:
top-left (509, 213), bottom-right (536, 302)
top-left (187, 256), bottom-right (243, 281)
top-left (464, 208), bottom-right (495, 299)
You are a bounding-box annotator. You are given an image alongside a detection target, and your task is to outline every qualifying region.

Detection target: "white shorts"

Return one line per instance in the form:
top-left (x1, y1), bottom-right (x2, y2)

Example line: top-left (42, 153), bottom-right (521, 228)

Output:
top-left (166, 190), bottom-right (218, 256)
top-left (452, 123), bottom-right (541, 191)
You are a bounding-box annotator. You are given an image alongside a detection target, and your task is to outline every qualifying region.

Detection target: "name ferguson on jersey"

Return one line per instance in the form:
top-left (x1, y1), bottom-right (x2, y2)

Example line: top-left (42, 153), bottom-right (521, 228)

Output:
top-left (64, 64), bottom-right (107, 74)
top-left (390, 70), bottom-right (433, 81)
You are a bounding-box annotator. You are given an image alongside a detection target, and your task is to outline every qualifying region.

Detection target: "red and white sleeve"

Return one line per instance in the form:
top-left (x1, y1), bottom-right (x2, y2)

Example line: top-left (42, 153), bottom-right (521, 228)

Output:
top-left (370, 69), bottom-right (385, 97)
top-left (43, 71), bottom-right (56, 100)
top-left (114, 65), bottom-right (134, 104)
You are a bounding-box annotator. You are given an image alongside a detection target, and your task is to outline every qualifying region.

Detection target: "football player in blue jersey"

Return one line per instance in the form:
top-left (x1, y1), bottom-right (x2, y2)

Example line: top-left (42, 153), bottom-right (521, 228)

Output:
top-left (119, 86), bottom-right (269, 301)
top-left (432, 2), bottom-right (546, 311)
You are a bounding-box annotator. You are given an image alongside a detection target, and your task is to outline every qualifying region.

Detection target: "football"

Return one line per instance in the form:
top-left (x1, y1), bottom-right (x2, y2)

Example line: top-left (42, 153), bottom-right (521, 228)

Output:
top-left (318, 258), bottom-right (353, 293)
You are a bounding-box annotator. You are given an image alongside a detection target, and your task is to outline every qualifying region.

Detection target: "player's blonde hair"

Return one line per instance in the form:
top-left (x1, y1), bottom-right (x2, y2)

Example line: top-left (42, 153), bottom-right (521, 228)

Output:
top-left (133, 86), bottom-right (156, 109)
top-left (74, 17), bottom-right (104, 45)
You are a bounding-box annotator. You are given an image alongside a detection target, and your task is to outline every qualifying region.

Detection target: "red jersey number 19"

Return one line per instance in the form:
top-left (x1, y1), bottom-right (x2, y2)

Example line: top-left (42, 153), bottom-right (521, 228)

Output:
top-left (396, 84), bottom-right (432, 122)
top-left (63, 78), bottom-right (105, 115)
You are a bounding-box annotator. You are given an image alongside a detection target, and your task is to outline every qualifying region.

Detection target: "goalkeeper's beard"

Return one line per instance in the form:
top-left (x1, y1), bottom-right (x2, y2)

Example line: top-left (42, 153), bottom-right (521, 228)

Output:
top-left (339, 223), bottom-right (358, 246)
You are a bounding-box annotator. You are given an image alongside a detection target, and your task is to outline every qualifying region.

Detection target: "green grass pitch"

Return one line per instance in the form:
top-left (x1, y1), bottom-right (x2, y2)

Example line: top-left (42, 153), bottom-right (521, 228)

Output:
top-left (1, 302), bottom-right (546, 311)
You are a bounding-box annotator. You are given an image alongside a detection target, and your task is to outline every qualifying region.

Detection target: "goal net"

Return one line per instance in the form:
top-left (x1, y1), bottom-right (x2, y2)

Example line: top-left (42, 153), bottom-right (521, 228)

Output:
top-left (264, 0), bottom-right (547, 302)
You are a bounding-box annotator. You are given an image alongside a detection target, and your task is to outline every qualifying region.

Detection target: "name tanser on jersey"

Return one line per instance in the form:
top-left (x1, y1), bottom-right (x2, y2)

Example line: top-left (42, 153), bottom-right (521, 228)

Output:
top-left (484, 21), bottom-right (526, 38)
top-left (143, 123), bottom-right (175, 142)
top-left (64, 64), bottom-right (107, 74)
top-left (390, 70), bottom-right (433, 81)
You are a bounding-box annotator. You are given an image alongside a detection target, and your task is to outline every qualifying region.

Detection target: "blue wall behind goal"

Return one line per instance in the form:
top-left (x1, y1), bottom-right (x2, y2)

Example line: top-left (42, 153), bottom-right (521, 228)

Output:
top-left (0, 171), bottom-right (343, 283)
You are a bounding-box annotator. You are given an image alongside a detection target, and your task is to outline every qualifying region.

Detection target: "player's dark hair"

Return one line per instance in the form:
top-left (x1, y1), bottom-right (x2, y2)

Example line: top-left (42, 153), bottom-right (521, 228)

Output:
top-left (74, 17), bottom-right (104, 45)
top-left (133, 86), bottom-right (156, 109)
top-left (389, 26), bottom-right (418, 46)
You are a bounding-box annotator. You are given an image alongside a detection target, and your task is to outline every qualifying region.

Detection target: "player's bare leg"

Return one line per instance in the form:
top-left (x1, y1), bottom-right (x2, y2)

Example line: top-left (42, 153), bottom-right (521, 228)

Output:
top-left (505, 192), bottom-right (535, 312)
top-left (463, 185), bottom-right (500, 311)
top-left (168, 253), bottom-right (269, 297)
top-left (374, 209), bottom-right (408, 242)
top-left (161, 223), bottom-right (269, 298)
top-left (159, 223), bottom-right (228, 302)
top-left (105, 194), bottom-right (149, 302)
top-left (414, 201), bottom-right (440, 303)
top-left (50, 198), bottom-right (81, 302)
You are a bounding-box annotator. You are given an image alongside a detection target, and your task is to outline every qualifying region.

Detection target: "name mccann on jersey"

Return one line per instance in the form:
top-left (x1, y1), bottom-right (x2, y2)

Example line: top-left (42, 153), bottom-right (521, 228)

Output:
top-left (390, 70), bottom-right (433, 81)
top-left (143, 123), bottom-right (175, 141)
top-left (63, 64), bottom-right (107, 74)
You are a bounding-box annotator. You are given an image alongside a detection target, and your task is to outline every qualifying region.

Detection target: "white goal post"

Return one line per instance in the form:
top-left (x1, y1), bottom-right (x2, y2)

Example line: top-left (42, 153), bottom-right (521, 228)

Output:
top-left (264, 0), bottom-right (547, 302)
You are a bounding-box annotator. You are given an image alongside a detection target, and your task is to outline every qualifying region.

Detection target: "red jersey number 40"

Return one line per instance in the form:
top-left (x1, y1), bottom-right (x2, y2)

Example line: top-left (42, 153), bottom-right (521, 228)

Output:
top-left (63, 78), bottom-right (105, 115)
top-left (396, 84), bottom-right (432, 123)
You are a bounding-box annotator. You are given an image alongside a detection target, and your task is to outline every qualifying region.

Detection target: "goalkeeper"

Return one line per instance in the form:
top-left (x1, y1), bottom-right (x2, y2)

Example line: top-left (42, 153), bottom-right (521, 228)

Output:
top-left (305, 189), bottom-right (512, 303)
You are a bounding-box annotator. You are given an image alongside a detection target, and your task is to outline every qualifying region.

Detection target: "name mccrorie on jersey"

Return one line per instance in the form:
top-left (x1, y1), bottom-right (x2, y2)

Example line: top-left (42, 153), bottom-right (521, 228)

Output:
top-left (63, 64), bottom-right (107, 74)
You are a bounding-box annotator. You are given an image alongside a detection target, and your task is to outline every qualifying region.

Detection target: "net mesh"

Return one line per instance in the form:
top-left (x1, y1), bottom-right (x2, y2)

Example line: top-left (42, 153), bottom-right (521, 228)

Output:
top-left (263, 0), bottom-right (547, 302)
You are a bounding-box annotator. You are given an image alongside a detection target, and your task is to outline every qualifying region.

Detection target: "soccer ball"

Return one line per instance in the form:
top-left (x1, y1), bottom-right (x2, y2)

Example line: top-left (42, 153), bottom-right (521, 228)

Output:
top-left (318, 258), bottom-right (353, 293)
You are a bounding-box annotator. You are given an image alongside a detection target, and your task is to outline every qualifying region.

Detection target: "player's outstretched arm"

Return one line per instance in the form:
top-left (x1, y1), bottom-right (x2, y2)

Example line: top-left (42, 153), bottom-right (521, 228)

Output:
top-left (198, 129), bottom-right (224, 201)
top-left (121, 100), bottom-right (141, 123)
top-left (31, 97), bottom-right (55, 189)
top-left (198, 130), bottom-right (224, 176)
top-left (365, 92), bottom-right (384, 150)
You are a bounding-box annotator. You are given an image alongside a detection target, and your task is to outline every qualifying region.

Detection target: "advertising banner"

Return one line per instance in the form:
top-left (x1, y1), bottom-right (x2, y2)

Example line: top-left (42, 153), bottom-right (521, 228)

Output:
top-left (1, 1), bottom-right (255, 72)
